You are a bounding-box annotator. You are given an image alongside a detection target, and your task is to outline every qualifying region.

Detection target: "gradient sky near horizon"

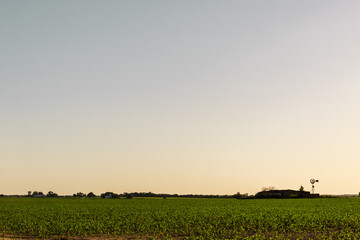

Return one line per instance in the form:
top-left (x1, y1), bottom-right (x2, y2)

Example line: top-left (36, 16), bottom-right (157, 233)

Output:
top-left (1, 0), bottom-right (360, 195)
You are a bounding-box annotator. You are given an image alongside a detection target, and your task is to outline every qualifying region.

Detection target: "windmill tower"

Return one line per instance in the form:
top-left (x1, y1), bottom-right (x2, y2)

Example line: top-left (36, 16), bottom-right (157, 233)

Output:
top-left (310, 179), bottom-right (319, 194)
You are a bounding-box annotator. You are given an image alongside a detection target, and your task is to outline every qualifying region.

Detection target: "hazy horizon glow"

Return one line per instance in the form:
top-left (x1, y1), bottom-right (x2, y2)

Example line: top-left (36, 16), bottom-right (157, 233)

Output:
top-left (1, 0), bottom-right (360, 195)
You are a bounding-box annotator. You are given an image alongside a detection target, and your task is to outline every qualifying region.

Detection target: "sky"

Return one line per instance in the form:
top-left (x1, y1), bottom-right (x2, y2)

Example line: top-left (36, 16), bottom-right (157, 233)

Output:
top-left (1, 0), bottom-right (360, 196)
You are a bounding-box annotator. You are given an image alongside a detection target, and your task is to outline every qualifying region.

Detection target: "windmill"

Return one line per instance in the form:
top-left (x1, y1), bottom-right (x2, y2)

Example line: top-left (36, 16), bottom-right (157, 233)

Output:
top-left (310, 179), bottom-right (319, 194)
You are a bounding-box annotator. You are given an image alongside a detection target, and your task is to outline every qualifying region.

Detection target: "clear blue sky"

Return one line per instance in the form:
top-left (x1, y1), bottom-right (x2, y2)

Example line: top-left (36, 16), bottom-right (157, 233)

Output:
top-left (1, 0), bottom-right (360, 195)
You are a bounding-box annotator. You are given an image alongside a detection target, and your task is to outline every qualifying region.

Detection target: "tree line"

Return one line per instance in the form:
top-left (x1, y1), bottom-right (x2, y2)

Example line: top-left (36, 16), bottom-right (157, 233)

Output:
top-left (0, 191), bottom-right (251, 199)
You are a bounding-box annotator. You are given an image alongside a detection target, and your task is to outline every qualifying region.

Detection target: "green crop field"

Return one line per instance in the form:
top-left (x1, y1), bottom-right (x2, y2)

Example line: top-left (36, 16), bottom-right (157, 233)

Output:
top-left (0, 197), bottom-right (359, 239)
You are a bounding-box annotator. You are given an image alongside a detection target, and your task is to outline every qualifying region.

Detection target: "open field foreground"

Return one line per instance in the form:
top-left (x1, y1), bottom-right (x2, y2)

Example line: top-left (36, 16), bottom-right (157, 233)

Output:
top-left (0, 198), bottom-right (360, 239)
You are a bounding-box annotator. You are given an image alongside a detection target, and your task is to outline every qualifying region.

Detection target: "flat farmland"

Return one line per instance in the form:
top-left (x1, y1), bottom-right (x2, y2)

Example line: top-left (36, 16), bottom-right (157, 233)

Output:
top-left (0, 197), bottom-right (359, 239)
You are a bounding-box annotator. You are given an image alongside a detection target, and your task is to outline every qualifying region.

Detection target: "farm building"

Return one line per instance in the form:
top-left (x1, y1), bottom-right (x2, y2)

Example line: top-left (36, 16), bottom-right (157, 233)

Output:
top-left (255, 189), bottom-right (319, 198)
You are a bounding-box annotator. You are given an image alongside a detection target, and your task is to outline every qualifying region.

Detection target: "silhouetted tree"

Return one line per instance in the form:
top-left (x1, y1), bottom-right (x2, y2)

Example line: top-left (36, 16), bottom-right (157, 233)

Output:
top-left (47, 191), bottom-right (58, 197)
top-left (299, 185), bottom-right (304, 192)
top-left (32, 191), bottom-right (44, 197)
top-left (87, 192), bottom-right (96, 198)
top-left (73, 192), bottom-right (86, 198)
top-left (100, 192), bottom-right (119, 199)
top-left (234, 192), bottom-right (241, 199)
top-left (261, 186), bottom-right (276, 191)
